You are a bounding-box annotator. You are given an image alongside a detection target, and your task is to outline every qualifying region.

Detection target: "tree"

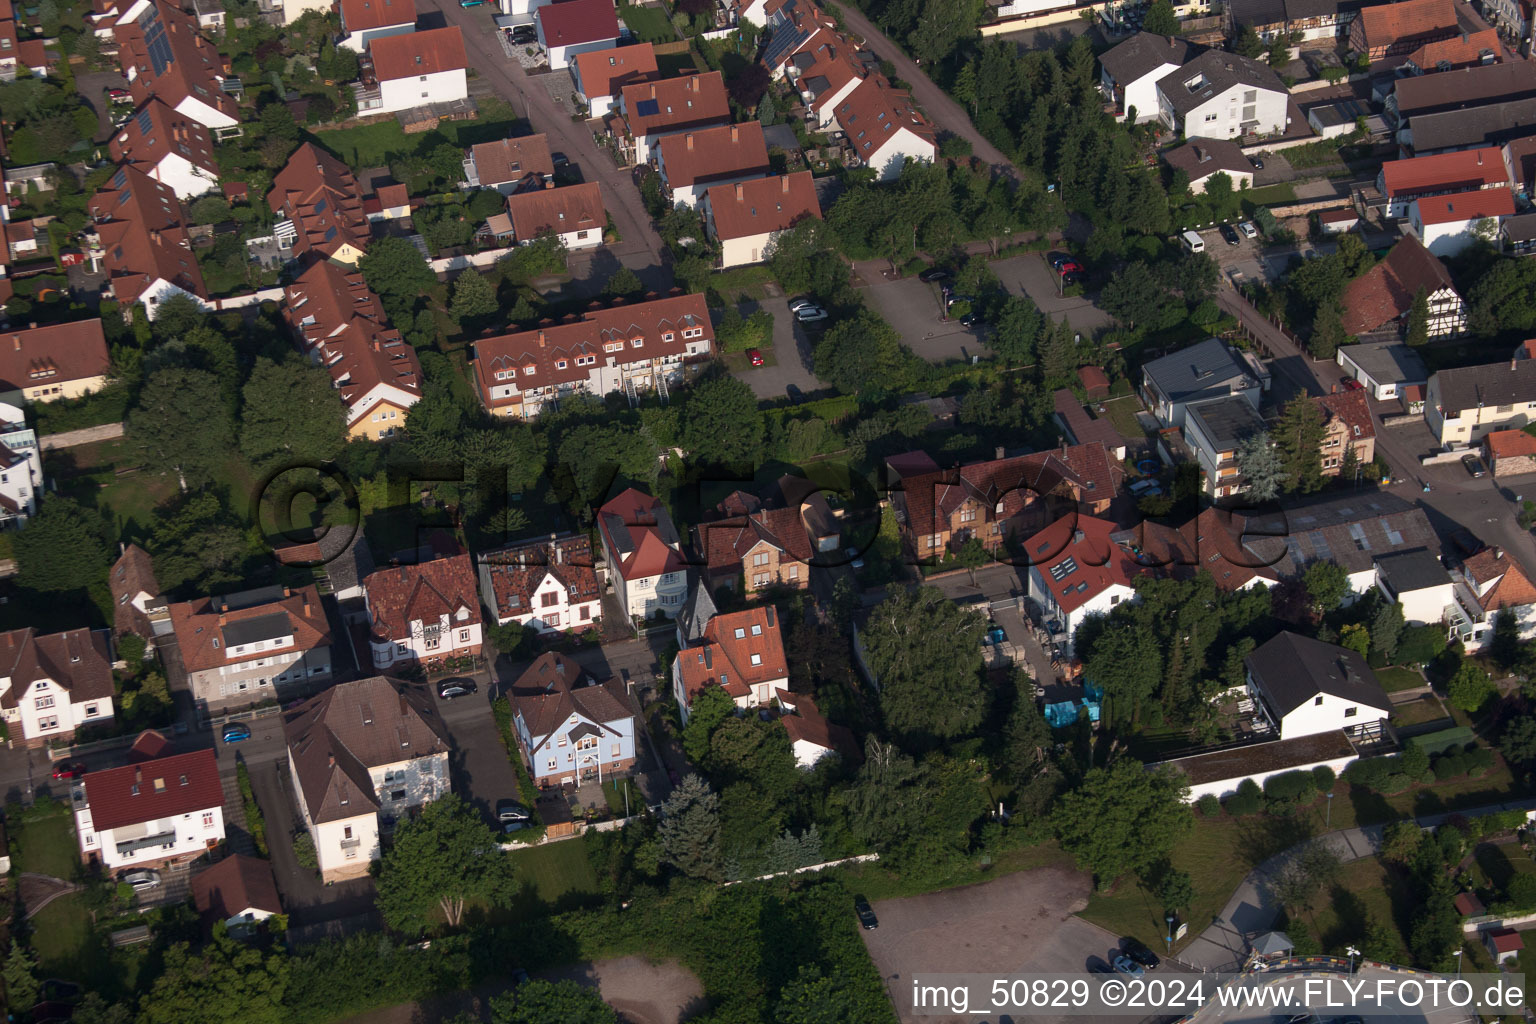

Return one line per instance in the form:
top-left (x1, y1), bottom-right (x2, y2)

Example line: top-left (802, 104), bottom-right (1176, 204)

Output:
top-left (1237, 431), bottom-right (1284, 502)
top-left (4, 941), bottom-right (38, 1010)
top-left (375, 794), bottom-right (517, 933)
top-left (1266, 35), bottom-right (1291, 67)
top-left (990, 295), bottom-right (1044, 366)
top-left (955, 535), bottom-right (989, 586)
top-left (14, 497), bottom-right (109, 593)
top-left (862, 587), bottom-right (987, 744)
top-left (1100, 261), bottom-right (1176, 331)
top-left (657, 773), bottom-right (722, 881)
top-left (240, 358), bottom-right (346, 467)
top-left (138, 935), bottom-right (289, 1024)
top-left (129, 367), bottom-right (233, 490)
top-left (1406, 286), bottom-right (1430, 347)
top-left (812, 312), bottom-right (918, 397)
top-left (1369, 600), bottom-right (1406, 662)
top-left (1234, 24), bottom-right (1265, 58)
top-left (841, 736), bottom-right (936, 854)
top-left (1339, 623), bottom-right (1370, 656)
top-left (1273, 396), bottom-right (1325, 494)
top-left (1053, 759), bottom-right (1193, 887)
top-left (1083, 621), bottom-right (1163, 728)
top-left (148, 492), bottom-right (248, 595)
top-left (487, 981), bottom-right (617, 1024)
top-left (603, 265), bottom-right (643, 300)
top-left (1269, 840), bottom-right (1340, 912)
top-left (1446, 661), bottom-right (1496, 713)
top-left (1159, 868), bottom-right (1194, 915)
top-left (359, 236), bottom-right (436, 309)
top-left (449, 270), bottom-right (498, 324)
top-left (1143, 0), bottom-right (1178, 33)
top-left (1303, 560), bottom-right (1349, 612)
top-left (1380, 820), bottom-right (1424, 864)
top-left (682, 375), bottom-right (763, 466)
top-left (774, 965), bottom-right (869, 1024)
top-left (1310, 298), bottom-right (1350, 359)
top-left (1489, 607), bottom-right (1526, 673)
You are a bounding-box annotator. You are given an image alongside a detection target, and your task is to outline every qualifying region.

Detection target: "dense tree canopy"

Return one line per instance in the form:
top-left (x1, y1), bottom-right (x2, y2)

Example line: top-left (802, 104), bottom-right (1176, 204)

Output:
top-left (15, 497), bottom-right (110, 594)
top-left (861, 587), bottom-right (987, 744)
top-left (129, 368), bottom-right (234, 491)
top-left (376, 794), bottom-right (517, 934)
top-left (240, 358), bottom-right (347, 467)
top-left (1052, 759), bottom-right (1192, 886)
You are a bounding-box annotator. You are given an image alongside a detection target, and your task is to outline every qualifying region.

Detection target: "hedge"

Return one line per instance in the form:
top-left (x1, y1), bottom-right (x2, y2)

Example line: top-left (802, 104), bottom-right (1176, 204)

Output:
top-left (1409, 727), bottom-right (1477, 757)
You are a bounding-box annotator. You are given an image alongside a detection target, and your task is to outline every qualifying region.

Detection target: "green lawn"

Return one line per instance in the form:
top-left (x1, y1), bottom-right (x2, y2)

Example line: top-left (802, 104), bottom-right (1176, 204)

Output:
top-left (1390, 693), bottom-right (1451, 729)
top-left (10, 803), bottom-right (81, 879)
top-left (616, 1), bottom-right (676, 43)
top-left (1239, 183), bottom-right (1297, 208)
top-left (1297, 855), bottom-right (1410, 956)
top-left (1100, 396), bottom-right (1147, 441)
top-left (505, 841), bottom-right (601, 906)
top-left (835, 839), bottom-right (1074, 904)
top-left (1376, 665), bottom-right (1426, 693)
top-left (602, 778), bottom-right (641, 816)
top-left (28, 894), bottom-right (96, 974)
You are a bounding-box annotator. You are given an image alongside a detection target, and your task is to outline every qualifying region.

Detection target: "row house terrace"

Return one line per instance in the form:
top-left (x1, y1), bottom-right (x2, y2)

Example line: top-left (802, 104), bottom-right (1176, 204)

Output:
top-left (470, 293), bottom-right (714, 419)
top-left (269, 143), bottom-right (371, 266)
top-left (477, 534), bottom-right (602, 635)
top-left (87, 164), bottom-right (208, 319)
top-left (615, 72), bottom-right (732, 165)
top-left (113, 0), bottom-right (239, 131)
top-left (1377, 146), bottom-right (1508, 219)
top-left (108, 98), bottom-right (220, 200)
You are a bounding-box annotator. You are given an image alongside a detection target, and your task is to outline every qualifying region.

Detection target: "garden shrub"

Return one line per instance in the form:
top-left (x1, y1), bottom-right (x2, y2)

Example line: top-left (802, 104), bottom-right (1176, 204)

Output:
top-left (1226, 778), bottom-right (1262, 816)
top-left (1197, 794), bottom-right (1221, 817)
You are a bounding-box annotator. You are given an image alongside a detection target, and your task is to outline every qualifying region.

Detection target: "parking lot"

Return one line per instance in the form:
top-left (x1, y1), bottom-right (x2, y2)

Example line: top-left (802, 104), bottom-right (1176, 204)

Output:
top-left (991, 252), bottom-right (1115, 336)
top-left (861, 275), bottom-right (994, 364)
top-left (732, 295), bottom-right (827, 400)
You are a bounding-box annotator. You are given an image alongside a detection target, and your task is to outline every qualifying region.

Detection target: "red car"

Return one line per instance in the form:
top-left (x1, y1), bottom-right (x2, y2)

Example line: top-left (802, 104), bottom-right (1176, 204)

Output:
top-left (1055, 260), bottom-right (1085, 276)
top-left (107, 88), bottom-right (130, 99)
top-left (51, 761), bottom-right (85, 780)
top-left (1341, 377), bottom-right (1365, 391)
top-left (748, 348), bottom-right (764, 367)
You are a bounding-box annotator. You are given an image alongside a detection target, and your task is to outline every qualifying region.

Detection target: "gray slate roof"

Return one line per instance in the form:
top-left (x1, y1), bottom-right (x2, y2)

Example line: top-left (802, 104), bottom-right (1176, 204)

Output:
top-left (1240, 490), bottom-right (1438, 576)
top-left (1376, 547), bottom-right (1450, 594)
top-left (1503, 211), bottom-right (1536, 242)
top-left (1408, 98), bottom-right (1536, 153)
top-left (1338, 341), bottom-right (1428, 386)
top-left (1393, 61), bottom-right (1536, 119)
top-left (1099, 32), bottom-right (1198, 85)
top-left (1225, 0), bottom-right (1286, 28)
top-left (1187, 395), bottom-right (1267, 448)
top-left (1246, 630), bottom-right (1393, 719)
top-left (1142, 337), bottom-right (1254, 404)
top-left (1157, 50), bottom-right (1287, 118)
top-left (1434, 359), bottom-right (1536, 413)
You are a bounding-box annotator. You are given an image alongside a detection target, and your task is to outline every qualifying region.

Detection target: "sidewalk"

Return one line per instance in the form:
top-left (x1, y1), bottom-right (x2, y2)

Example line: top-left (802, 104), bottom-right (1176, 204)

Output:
top-left (1178, 795), bottom-right (1536, 971)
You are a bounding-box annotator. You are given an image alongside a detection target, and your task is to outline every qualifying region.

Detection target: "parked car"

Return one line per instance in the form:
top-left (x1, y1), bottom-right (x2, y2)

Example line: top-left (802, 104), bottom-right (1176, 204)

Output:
top-left (497, 800), bottom-right (531, 822)
top-left (1251, 156), bottom-right (1264, 169)
top-left (747, 348), bottom-right (764, 367)
top-left (945, 293), bottom-right (975, 307)
top-left (222, 723), bottom-right (251, 743)
top-left (121, 869), bottom-right (161, 891)
top-left (844, 546), bottom-right (865, 569)
top-left (1462, 453), bottom-right (1486, 478)
top-left (1047, 251), bottom-right (1075, 269)
top-left (1112, 954), bottom-right (1145, 977)
top-left (788, 297), bottom-right (817, 312)
top-left (1220, 223), bottom-right (1241, 246)
top-left (854, 897), bottom-right (878, 929)
top-left (438, 678), bottom-right (477, 700)
top-left (1449, 526), bottom-right (1484, 556)
top-left (502, 821), bottom-right (527, 833)
top-left (918, 266), bottom-right (951, 282)
top-left (1054, 260), bottom-right (1084, 276)
top-left (1121, 937), bottom-right (1160, 970)
top-left (1238, 221), bottom-right (1258, 240)
top-left (1340, 376), bottom-right (1365, 391)
top-left (510, 25), bottom-right (536, 41)
top-left (960, 312), bottom-right (986, 327)
top-left (1060, 272), bottom-right (1083, 286)
top-left (107, 87), bottom-right (130, 99)
top-left (51, 761), bottom-right (86, 780)
top-left (793, 304), bottom-right (828, 323)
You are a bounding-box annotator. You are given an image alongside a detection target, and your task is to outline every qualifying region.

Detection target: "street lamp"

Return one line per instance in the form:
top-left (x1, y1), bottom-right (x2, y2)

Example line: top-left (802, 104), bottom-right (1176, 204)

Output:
top-left (1345, 945), bottom-right (1359, 974)
top-left (1326, 791), bottom-right (1334, 829)
top-left (1453, 949), bottom-right (1464, 979)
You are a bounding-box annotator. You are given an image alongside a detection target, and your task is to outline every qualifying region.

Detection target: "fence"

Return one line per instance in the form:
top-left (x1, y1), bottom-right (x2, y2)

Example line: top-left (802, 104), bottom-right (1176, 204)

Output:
top-left (430, 245), bottom-right (517, 273)
top-left (721, 852), bottom-right (880, 886)
top-left (39, 421), bottom-right (124, 451)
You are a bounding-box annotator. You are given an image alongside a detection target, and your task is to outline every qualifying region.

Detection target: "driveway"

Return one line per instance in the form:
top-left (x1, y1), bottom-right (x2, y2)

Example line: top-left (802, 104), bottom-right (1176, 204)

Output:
top-left (859, 866), bottom-right (1147, 1024)
top-left (990, 252), bottom-right (1114, 336)
top-left (434, 685), bottom-right (526, 826)
top-left (861, 275), bottom-right (990, 363)
top-left (732, 296), bottom-right (825, 400)
top-left (74, 70), bottom-right (131, 143)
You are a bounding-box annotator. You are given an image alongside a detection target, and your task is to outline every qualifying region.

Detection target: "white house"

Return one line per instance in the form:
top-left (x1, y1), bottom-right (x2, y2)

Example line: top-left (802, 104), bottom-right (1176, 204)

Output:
top-left (1141, 337), bottom-right (1262, 428)
top-left (597, 488), bottom-right (687, 622)
top-left (1245, 631), bottom-right (1393, 741)
top-left (1446, 547), bottom-right (1536, 651)
top-left (776, 690), bottom-right (853, 768)
top-left (1155, 49), bottom-right (1289, 139)
top-left (535, 0), bottom-right (619, 70)
top-left (703, 172), bottom-right (822, 268)
top-left (74, 742), bottom-right (224, 870)
top-left (656, 123), bottom-right (771, 208)
top-left (1408, 186), bottom-right (1515, 257)
top-left (477, 534), bottom-right (602, 635)
top-left (285, 676), bottom-right (451, 882)
top-left (338, 0), bottom-right (416, 52)
top-left (1022, 515), bottom-right (1139, 657)
top-left (369, 27), bottom-right (468, 116)
top-left (500, 182), bottom-right (605, 250)
top-left (672, 587), bottom-right (788, 723)
top-left (362, 553), bottom-right (483, 671)
top-left (571, 43), bottom-right (657, 119)
top-left (1375, 548), bottom-right (1454, 625)
top-left (191, 853), bottom-right (283, 936)
top-left (0, 404), bottom-right (42, 527)
top-left (1336, 342), bottom-right (1429, 402)
top-left (497, 0), bottom-right (551, 19)
top-left (1425, 359), bottom-right (1536, 447)
top-left (830, 76), bottom-right (936, 182)
top-left (108, 99), bottom-right (220, 200)
top-left (0, 628), bottom-right (116, 746)
top-left (509, 652), bottom-right (636, 787)
top-left (1098, 32), bottom-right (1196, 123)
top-left (280, 0), bottom-right (334, 25)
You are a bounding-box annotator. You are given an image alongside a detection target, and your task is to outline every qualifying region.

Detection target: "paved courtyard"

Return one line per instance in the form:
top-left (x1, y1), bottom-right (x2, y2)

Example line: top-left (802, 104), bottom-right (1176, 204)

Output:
top-left (861, 275), bottom-right (991, 363)
top-left (730, 295), bottom-right (826, 400)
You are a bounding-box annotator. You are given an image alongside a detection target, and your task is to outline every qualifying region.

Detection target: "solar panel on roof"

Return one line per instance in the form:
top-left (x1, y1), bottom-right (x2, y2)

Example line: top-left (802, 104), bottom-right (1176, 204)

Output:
top-left (1382, 519), bottom-right (1404, 546)
top-left (1312, 532), bottom-right (1333, 562)
top-left (636, 99), bottom-right (659, 117)
top-left (142, 11), bottom-right (174, 76)
top-left (135, 107), bottom-right (153, 135)
top-left (112, 168), bottom-right (127, 187)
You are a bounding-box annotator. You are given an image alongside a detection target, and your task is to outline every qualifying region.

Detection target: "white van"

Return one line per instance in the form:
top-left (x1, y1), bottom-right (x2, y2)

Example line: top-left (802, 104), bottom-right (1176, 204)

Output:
top-left (1181, 230), bottom-right (1205, 253)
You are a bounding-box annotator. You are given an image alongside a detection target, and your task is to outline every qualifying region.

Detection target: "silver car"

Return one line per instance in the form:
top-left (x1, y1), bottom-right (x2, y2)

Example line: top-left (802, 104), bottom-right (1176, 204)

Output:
top-left (121, 868), bottom-right (161, 891)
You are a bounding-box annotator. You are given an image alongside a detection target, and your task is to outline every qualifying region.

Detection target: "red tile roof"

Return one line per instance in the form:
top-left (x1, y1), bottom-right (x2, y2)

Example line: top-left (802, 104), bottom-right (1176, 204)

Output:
top-left (472, 293), bottom-right (714, 408)
top-left (167, 585), bottom-right (331, 674)
top-left (1357, 0), bottom-right (1456, 50)
top-left (794, 32), bottom-right (865, 113)
top-left (620, 72), bottom-right (730, 139)
top-left (705, 172), bottom-right (821, 241)
top-left (1314, 389), bottom-right (1376, 441)
top-left (339, 0), bottom-right (414, 32)
top-left (114, 0), bottom-right (236, 124)
top-left (192, 853), bottom-right (283, 920)
top-left (675, 605), bottom-right (787, 703)
top-left (1341, 234), bottom-right (1457, 335)
top-left (1404, 27), bottom-right (1501, 71)
top-left (1462, 548), bottom-right (1536, 611)
top-left (376, 183), bottom-right (408, 208)
top-left (658, 122), bottom-right (771, 190)
top-left (88, 164), bottom-right (207, 305)
top-left (0, 320), bottom-right (111, 394)
top-left (267, 143), bottom-right (369, 261)
top-left (1023, 515), bottom-right (1141, 614)
top-left (468, 134), bottom-right (553, 189)
top-left (597, 487), bottom-right (687, 581)
top-left (1414, 185), bottom-right (1515, 225)
top-left (698, 504), bottom-right (814, 577)
top-left (83, 748), bottom-right (222, 832)
top-left (370, 25), bottom-right (466, 82)
top-left (1077, 365), bottom-right (1110, 395)
top-left (536, 0), bottom-right (619, 47)
top-left (778, 692), bottom-right (855, 756)
top-left (1486, 428), bottom-right (1536, 459)
top-left (363, 554), bottom-right (481, 644)
top-left (834, 75), bottom-right (936, 161)
top-left (508, 652), bottom-right (633, 751)
top-left (573, 41), bottom-right (656, 100)
top-left (479, 535), bottom-right (599, 620)
top-left (0, 627), bottom-right (114, 710)
top-left (1380, 147), bottom-right (1506, 198)
top-left (110, 544), bottom-right (160, 638)
top-left (1489, 928), bottom-right (1525, 953)
top-left (505, 182), bottom-right (605, 240)
top-left (109, 98), bottom-right (219, 181)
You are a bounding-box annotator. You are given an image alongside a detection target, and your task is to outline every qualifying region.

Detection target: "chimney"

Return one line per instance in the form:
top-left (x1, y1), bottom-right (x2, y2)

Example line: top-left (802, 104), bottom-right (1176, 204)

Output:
top-left (11, 337), bottom-right (18, 352)
top-left (730, 124), bottom-right (739, 143)
top-left (735, 182), bottom-right (744, 201)
top-left (649, 83), bottom-right (657, 99)
top-left (1514, 357), bottom-right (1519, 372)
top-left (686, 133), bottom-right (694, 150)
top-left (995, 446), bottom-right (1005, 460)
top-left (690, 76), bottom-right (699, 92)
top-left (218, 612), bottom-right (226, 625)
top-left (303, 597), bottom-right (312, 617)
top-left (555, 543), bottom-right (563, 564)
top-left (537, 330), bottom-right (546, 348)
top-left (134, 767), bottom-right (142, 784)
top-left (373, 338), bottom-right (380, 351)
top-left (283, 586), bottom-right (291, 597)
top-left (781, 175), bottom-right (790, 193)
top-left (328, 754), bottom-right (335, 767)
